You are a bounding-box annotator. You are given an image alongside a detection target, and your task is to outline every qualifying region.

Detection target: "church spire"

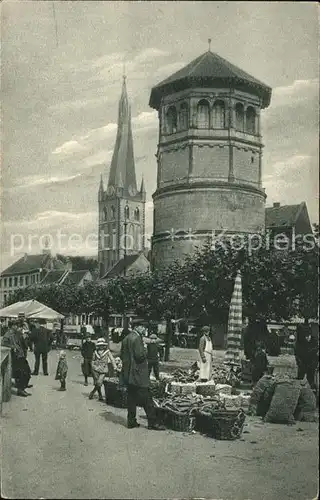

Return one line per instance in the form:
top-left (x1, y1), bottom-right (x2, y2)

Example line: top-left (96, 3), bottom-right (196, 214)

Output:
top-left (107, 76), bottom-right (137, 194)
top-left (99, 174), bottom-right (104, 191)
top-left (140, 175), bottom-right (146, 193)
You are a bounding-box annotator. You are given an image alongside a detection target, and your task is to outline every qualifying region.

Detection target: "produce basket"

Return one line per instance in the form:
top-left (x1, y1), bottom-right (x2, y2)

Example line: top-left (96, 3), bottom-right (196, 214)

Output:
top-left (164, 408), bottom-right (197, 432)
top-left (104, 379), bottom-right (127, 408)
top-left (196, 383), bottom-right (216, 397)
top-left (197, 408), bottom-right (246, 440)
top-left (150, 379), bottom-right (167, 399)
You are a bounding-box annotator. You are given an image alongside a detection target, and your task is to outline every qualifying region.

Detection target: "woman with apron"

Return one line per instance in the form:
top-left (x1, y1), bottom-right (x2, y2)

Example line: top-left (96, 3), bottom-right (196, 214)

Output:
top-left (198, 326), bottom-right (213, 382)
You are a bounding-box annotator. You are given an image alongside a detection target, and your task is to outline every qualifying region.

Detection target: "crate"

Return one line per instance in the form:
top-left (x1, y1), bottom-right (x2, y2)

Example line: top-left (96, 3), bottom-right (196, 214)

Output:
top-left (196, 408), bottom-right (246, 440)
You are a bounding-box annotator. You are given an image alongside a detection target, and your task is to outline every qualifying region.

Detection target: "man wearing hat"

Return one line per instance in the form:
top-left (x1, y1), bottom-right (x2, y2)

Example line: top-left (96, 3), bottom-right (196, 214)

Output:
top-left (120, 323), bottom-right (165, 430)
top-left (198, 326), bottom-right (213, 382)
top-left (2, 315), bottom-right (32, 396)
top-left (29, 319), bottom-right (53, 376)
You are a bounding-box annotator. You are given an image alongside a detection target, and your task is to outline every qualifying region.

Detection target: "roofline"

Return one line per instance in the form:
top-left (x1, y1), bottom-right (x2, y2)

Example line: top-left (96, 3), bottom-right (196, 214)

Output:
top-left (149, 76), bottom-right (272, 110)
top-left (1, 267), bottom-right (44, 277)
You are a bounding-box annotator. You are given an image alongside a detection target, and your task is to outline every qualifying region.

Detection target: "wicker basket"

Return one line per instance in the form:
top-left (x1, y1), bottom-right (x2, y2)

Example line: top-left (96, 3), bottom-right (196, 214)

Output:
top-left (162, 408), bottom-right (197, 432)
top-left (196, 383), bottom-right (216, 397)
top-left (104, 379), bottom-right (128, 408)
top-left (197, 408), bottom-right (246, 440)
top-left (150, 380), bottom-right (167, 399)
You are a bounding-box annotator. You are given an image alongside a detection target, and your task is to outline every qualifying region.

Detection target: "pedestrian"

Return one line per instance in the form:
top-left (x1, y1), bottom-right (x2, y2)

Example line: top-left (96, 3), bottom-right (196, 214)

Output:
top-left (89, 338), bottom-right (117, 401)
top-left (120, 323), bottom-right (165, 430)
top-left (81, 334), bottom-right (96, 386)
top-left (29, 319), bottom-right (53, 376)
top-left (251, 341), bottom-right (269, 385)
top-left (2, 317), bottom-right (32, 397)
top-left (295, 324), bottom-right (319, 389)
top-left (147, 333), bottom-right (161, 381)
top-left (198, 326), bottom-right (213, 382)
top-left (55, 351), bottom-right (68, 391)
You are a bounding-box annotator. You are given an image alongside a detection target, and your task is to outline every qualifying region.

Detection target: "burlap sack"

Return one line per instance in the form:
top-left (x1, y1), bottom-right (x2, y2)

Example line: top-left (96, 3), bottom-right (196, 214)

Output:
top-left (265, 379), bottom-right (301, 424)
top-left (249, 375), bottom-right (275, 416)
top-left (294, 380), bottom-right (317, 422)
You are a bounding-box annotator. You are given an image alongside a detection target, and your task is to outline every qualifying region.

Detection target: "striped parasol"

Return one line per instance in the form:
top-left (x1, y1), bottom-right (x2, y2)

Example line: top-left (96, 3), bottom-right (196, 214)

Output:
top-left (225, 270), bottom-right (242, 365)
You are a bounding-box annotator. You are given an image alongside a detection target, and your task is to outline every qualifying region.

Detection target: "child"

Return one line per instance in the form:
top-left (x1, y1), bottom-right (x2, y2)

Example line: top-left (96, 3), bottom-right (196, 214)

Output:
top-left (55, 351), bottom-right (68, 391)
top-left (89, 338), bottom-right (117, 401)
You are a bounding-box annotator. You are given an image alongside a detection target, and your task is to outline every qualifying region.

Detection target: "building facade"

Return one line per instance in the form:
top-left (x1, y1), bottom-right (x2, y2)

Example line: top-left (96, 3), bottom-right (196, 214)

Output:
top-left (98, 76), bottom-right (147, 277)
top-left (0, 250), bottom-right (69, 307)
top-left (149, 49), bottom-right (272, 269)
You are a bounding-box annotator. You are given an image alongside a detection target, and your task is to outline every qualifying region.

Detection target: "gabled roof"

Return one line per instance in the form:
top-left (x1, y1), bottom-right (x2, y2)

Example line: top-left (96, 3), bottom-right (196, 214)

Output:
top-left (40, 270), bottom-right (68, 285)
top-left (149, 50), bottom-right (272, 110)
top-left (62, 270), bottom-right (90, 286)
top-left (101, 254), bottom-right (141, 279)
top-left (265, 203), bottom-right (303, 228)
top-left (1, 254), bottom-right (50, 276)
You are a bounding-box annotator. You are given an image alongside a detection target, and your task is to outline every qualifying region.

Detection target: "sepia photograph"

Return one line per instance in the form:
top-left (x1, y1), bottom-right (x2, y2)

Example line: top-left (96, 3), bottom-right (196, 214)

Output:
top-left (0, 1), bottom-right (319, 499)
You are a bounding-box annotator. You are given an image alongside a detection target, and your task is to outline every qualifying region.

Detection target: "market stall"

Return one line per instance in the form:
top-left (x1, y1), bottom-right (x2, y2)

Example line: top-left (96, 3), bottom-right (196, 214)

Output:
top-left (0, 300), bottom-right (64, 321)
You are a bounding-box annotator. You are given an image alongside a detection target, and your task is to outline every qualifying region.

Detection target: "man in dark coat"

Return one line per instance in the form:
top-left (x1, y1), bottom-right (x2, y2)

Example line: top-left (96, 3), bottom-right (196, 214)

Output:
top-left (120, 324), bottom-right (165, 430)
top-left (29, 320), bottom-right (53, 375)
top-left (295, 324), bottom-right (318, 389)
top-left (2, 319), bottom-right (32, 397)
top-left (81, 334), bottom-right (96, 386)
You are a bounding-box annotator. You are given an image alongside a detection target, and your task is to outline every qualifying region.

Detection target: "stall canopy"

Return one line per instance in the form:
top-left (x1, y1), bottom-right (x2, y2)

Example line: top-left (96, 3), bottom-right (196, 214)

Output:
top-left (225, 270), bottom-right (242, 365)
top-left (0, 300), bottom-right (64, 320)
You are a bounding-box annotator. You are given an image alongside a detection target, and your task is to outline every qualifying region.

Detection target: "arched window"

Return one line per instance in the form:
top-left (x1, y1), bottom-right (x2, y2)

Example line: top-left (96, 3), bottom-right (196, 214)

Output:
top-left (124, 205), bottom-right (130, 220)
top-left (246, 107), bottom-right (256, 135)
top-left (166, 106), bottom-right (177, 134)
top-left (111, 206), bottom-right (116, 219)
top-left (235, 103), bottom-right (244, 131)
top-left (197, 99), bottom-right (210, 129)
top-left (179, 102), bottom-right (188, 131)
top-left (103, 207), bottom-right (108, 220)
top-left (134, 207), bottom-right (140, 221)
top-left (212, 100), bottom-right (225, 128)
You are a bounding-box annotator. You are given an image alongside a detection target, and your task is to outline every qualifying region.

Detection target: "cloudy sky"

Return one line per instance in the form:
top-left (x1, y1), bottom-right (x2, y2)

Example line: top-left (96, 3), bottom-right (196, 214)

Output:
top-left (1, 1), bottom-right (319, 271)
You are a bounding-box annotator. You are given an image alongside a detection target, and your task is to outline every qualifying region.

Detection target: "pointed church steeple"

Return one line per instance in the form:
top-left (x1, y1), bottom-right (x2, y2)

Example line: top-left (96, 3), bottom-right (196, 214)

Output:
top-left (107, 76), bottom-right (137, 194)
top-left (98, 174), bottom-right (104, 201)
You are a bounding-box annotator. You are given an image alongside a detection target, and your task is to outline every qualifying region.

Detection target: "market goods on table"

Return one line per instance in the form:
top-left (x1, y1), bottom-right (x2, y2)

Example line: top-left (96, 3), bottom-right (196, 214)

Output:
top-left (215, 384), bottom-right (232, 396)
top-left (265, 378), bottom-right (301, 424)
top-left (196, 380), bottom-right (216, 397)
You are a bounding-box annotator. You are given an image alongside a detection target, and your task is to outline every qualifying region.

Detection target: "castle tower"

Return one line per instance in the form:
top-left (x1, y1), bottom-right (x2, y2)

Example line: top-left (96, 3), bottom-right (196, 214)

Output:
top-left (98, 76), bottom-right (146, 277)
top-left (149, 47), bottom-right (272, 269)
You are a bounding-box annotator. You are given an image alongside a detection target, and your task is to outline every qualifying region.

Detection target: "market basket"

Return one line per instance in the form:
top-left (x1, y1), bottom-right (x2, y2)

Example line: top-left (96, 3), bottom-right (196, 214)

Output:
top-left (104, 378), bottom-right (127, 408)
top-left (150, 379), bottom-right (167, 399)
top-left (196, 408), bottom-right (246, 440)
top-left (162, 408), bottom-right (197, 432)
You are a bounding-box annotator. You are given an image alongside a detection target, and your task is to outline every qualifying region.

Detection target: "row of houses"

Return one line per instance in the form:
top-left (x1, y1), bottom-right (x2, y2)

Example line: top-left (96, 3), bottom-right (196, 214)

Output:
top-left (0, 202), bottom-right (314, 329)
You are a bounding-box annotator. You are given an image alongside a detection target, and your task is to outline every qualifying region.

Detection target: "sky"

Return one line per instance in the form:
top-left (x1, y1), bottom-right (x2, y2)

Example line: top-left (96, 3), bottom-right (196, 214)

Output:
top-left (1, 1), bottom-right (319, 271)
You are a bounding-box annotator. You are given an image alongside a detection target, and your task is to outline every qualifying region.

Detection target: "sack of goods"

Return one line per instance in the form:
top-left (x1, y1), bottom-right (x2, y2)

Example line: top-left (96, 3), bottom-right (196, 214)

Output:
top-left (265, 377), bottom-right (301, 424)
top-left (249, 374), bottom-right (276, 417)
top-left (294, 379), bottom-right (318, 422)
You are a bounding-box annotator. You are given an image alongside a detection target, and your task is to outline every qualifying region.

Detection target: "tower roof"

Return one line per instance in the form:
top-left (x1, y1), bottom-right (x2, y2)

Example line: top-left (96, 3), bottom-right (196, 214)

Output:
top-left (107, 77), bottom-right (137, 194)
top-left (149, 50), bottom-right (272, 110)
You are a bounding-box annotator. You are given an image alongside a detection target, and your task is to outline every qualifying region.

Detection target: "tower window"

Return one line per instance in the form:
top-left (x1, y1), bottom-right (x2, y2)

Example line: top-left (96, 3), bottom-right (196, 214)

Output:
top-left (213, 100), bottom-right (225, 129)
top-left (197, 99), bottom-right (210, 129)
top-left (246, 107), bottom-right (256, 135)
top-left (103, 207), bottom-right (108, 220)
top-left (124, 205), bottom-right (130, 219)
top-left (179, 102), bottom-right (188, 131)
top-left (134, 207), bottom-right (140, 221)
top-left (251, 156), bottom-right (254, 164)
top-left (235, 103), bottom-right (244, 132)
top-left (111, 206), bottom-right (116, 219)
top-left (166, 106), bottom-right (177, 134)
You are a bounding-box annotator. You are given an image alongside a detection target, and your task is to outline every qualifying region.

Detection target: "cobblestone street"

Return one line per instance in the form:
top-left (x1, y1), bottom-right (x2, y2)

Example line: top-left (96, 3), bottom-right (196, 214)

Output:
top-left (1, 350), bottom-right (318, 499)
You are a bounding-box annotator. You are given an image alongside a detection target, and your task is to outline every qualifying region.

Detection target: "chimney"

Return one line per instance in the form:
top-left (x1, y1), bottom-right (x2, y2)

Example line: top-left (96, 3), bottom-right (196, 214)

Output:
top-left (273, 202), bottom-right (280, 208)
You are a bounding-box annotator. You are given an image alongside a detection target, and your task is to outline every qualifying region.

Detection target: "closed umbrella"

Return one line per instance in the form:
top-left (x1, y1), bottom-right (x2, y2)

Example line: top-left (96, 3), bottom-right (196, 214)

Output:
top-left (225, 270), bottom-right (242, 365)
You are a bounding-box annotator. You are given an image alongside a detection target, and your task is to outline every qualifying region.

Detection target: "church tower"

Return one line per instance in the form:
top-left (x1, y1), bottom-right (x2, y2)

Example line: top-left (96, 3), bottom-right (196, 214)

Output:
top-left (98, 77), bottom-right (146, 277)
top-left (149, 46), bottom-right (272, 269)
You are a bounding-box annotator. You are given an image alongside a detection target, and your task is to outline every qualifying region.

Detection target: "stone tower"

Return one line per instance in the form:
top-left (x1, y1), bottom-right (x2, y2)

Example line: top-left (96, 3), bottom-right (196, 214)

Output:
top-left (149, 48), bottom-right (272, 269)
top-left (98, 77), bottom-right (146, 277)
